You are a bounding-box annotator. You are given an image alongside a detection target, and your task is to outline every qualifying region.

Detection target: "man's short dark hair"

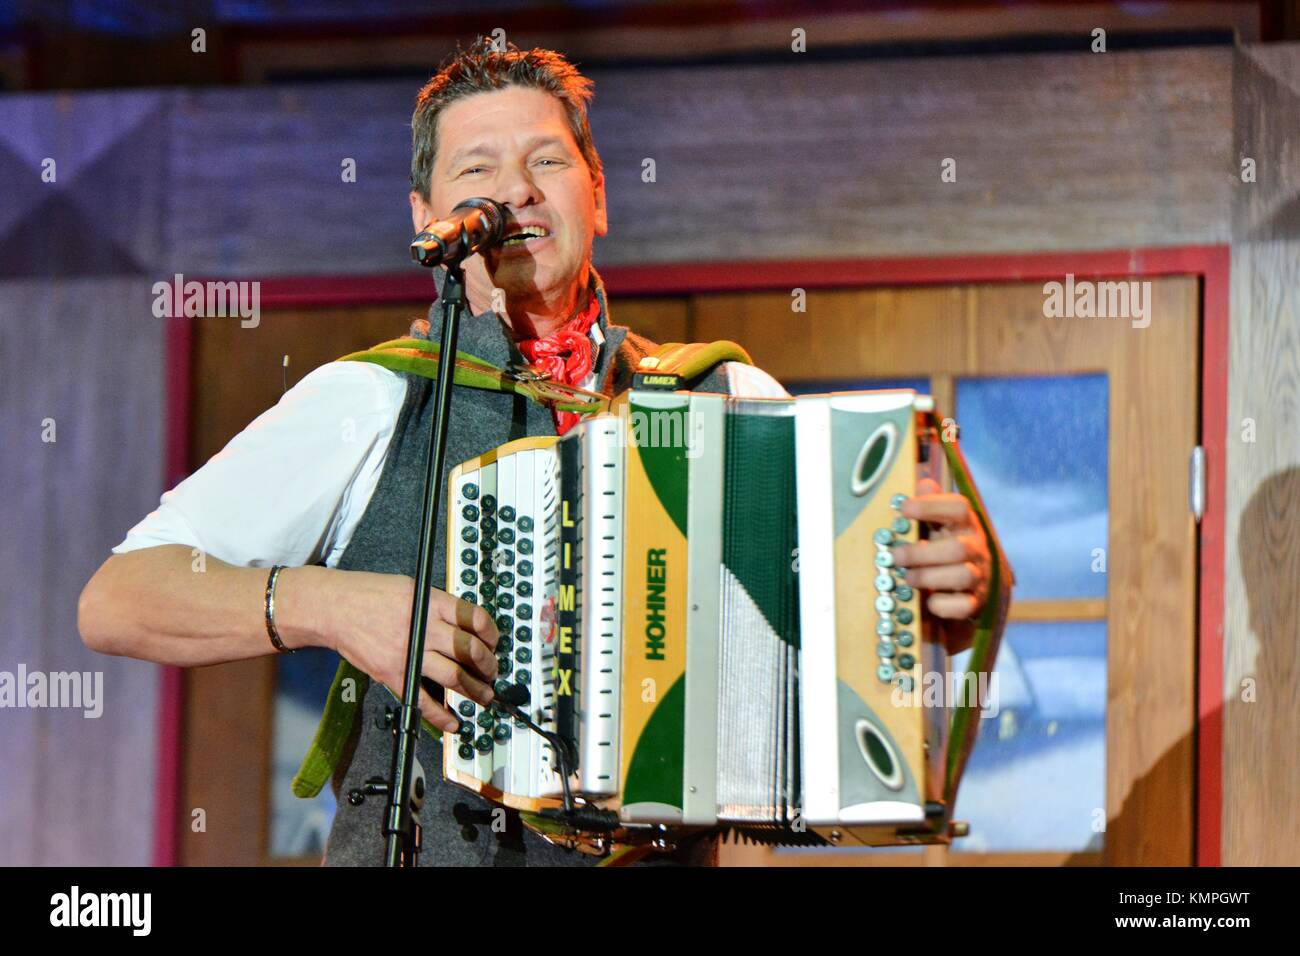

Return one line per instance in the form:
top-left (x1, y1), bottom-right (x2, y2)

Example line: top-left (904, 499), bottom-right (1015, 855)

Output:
top-left (410, 36), bottom-right (602, 200)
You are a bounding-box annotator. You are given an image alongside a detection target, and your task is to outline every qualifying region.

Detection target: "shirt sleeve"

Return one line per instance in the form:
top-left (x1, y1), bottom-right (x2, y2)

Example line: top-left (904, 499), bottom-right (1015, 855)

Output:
top-left (112, 360), bottom-right (407, 569)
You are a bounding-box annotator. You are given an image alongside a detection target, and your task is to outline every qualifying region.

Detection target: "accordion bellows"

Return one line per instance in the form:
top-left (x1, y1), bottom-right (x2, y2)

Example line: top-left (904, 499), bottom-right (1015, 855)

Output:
top-left (443, 388), bottom-right (981, 848)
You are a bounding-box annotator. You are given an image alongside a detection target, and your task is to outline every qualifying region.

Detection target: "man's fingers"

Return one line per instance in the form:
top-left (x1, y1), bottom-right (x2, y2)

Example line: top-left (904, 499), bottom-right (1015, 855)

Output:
top-left (424, 619), bottom-right (498, 681)
top-left (903, 561), bottom-right (981, 592)
top-left (423, 650), bottom-right (495, 707)
top-left (894, 535), bottom-right (981, 569)
top-left (927, 591), bottom-right (978, 621)
top-left (431, 590), bottom-right (499, 651)
top-left (415, 688), bottom-right (460, 733)
top-left (900, 492), bottom-right (974, 529)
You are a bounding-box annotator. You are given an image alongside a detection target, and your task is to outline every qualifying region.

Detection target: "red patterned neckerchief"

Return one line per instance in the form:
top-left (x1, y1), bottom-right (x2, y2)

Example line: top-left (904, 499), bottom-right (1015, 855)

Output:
top-left (513, 292), bottom-right (602, 434)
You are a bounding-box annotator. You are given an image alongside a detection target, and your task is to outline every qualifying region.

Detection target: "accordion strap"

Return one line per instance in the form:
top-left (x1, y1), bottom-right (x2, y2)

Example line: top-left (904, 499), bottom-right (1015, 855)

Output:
top-left (636, 340), bottom-right (753, 379)
top-left (338, 336), bottom-right (610, 414)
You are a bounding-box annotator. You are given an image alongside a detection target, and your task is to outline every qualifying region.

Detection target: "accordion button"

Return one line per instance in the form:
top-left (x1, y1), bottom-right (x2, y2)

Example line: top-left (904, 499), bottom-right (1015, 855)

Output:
top-left (877, 640), bottom-right (896, 658)
top-left (517, 560), bottom-right (532, 576)
top-left (461, 548), bottom-right (477, 566)
top-left (475, 734), bottom-right (494, 754)
top-left (496, 571), bottom-right (515, 588)
top-left (459, 591), bottom-right (477, 605)
top-left (516, 626), bottom-right (532, 643)
top-left (516, 669), bottom-right (531, 685)
top-left (477, 710), bottom-right (495, 729)
top-left (457, 700), bottom-right (476, 717)
top-left (496, 616), bottom-right (513, 637)
top-left (875, 595), bottom-right (896, 613)
top-left (461, 527), bottom-right (479, 543)
top-left (458, 744), bottom-right (474, 760)
top-left (895, 584), bottom-right (914, 602)
top-left (875, 551), bottom-right (894, 568)
top-left (890, 493), bottom-right (907, 510)
top-left (459, 723), bottom-right (475, 741)
top-left (877, 663), bottom-right (896, 682)
top-left (498, 657), bottom-right (513, 677)
top-left (494, 678), bottom-right (512, 696)
top-left (892, 517), bottom-right (911, 535)
top-left (481, 494), bottom-right (496, 515)
top-left (876, 619), bottom-right (896, 636)
top-left (499, 550), bottom-right (515, 567)
top-left (517, 581), bottom-right (533, 597)
top-left (896, 675), bottom-right (915, 693)
top-left (498, 593), bottom-right (515, 610)
top-left (518, 538), bottom-right (533, 555)
top-left (898, 653), bottom-right (916, 670)
top-left (481, 535), bottom-right (497, 552)
top-left (873, 529), bottom-right (894, 546)
top-left (897, 608), bottom-right (915, 626)
top-left (500, 506), bottom-right (516, 522)
top-left (463, 483), bottom-right (480, 501)
top-left (875, 574), bottom-right (894, 592)
top-left (480, 516), bottom-right (497, 537)
top-left (896, 630), bottom-right (914, 647)
top-left (519, 516), bottom-right (534, 532)
top-left (517, 603), bottom-right (533, 620)
top-left (497, 635), bottom-right (514, 654)
top-left (494, 725), bottom-right (512, 743)
top-left (498, 528), bottom-right (515, 544)
top-left (462, 504), bottom-right (480, 522)
top-left (516, 647), bottom-right (532, 664)
top-left (460, 569), bottom-right (478, 586)
top-left (479, 581), bottom-right (497, 600)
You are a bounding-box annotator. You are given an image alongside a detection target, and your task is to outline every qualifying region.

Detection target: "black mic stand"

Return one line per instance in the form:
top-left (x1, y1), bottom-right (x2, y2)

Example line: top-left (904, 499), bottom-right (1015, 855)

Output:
top-left (372, 261), bottom-right (470, 867)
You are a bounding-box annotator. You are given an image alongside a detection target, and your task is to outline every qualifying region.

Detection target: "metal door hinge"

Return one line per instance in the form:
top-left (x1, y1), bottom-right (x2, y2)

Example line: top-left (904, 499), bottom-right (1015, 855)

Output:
top-left (1189, 446), bottom-right (1206, 523)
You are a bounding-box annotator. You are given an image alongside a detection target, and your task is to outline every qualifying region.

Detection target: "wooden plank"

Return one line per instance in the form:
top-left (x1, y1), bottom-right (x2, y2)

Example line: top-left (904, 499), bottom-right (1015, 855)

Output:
top-left (1011, 599), bottom-right (1107, 622)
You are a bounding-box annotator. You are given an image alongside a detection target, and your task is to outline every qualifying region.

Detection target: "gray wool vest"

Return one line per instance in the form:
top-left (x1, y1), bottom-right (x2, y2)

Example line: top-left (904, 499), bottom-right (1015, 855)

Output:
top-left (321, 275), bottom-right (729, 867)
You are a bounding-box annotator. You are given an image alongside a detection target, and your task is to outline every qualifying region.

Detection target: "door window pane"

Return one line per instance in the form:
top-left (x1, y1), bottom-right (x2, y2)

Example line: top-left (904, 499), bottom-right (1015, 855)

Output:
top-left (950, 621), bottom-right (1107, 853)
top-left (956, 374), bottom-right (1108, 599)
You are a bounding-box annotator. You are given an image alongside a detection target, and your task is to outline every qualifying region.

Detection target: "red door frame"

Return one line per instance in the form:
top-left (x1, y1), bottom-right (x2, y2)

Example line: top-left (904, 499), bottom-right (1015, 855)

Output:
top-left (157, 245), bottom-right (1228, 866)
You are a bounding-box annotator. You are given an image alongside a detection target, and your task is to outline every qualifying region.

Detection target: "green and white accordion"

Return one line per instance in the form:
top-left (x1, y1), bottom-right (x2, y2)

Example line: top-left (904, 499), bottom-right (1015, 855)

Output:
top-left (443, 388), bottom-right (1003, 851)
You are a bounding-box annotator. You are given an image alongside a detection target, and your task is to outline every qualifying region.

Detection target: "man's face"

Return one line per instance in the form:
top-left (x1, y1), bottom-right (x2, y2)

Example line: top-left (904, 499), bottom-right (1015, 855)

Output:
top-left (411, 85), bottom-right (607, 321)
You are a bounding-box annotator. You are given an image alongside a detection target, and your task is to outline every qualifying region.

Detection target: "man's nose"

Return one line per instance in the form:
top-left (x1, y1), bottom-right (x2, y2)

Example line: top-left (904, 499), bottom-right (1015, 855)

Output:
top-left (494, 162), bottom-right (541, 208)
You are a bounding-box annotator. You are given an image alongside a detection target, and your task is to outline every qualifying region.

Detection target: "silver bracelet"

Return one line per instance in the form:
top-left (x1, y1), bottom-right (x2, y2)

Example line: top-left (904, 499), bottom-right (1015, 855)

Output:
top-left (264, 565), bottom-right (295, 654)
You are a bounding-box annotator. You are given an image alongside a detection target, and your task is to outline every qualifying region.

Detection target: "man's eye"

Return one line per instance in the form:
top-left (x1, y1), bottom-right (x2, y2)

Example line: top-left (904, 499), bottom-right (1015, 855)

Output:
top-left (461, 166), bottom-right (487, 176)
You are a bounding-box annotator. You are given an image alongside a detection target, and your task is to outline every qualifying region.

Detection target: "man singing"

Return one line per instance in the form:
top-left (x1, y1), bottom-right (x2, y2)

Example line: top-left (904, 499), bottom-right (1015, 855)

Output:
top-left (79, 38), bottom-right (996, 866)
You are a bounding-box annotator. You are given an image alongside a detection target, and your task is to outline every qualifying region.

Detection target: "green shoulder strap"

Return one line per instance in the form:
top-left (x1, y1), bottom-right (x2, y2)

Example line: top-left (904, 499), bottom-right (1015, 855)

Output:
top-left (291, 336), bottom-right (753, 800)
top-left (637, 340), bottom-right (753, 380)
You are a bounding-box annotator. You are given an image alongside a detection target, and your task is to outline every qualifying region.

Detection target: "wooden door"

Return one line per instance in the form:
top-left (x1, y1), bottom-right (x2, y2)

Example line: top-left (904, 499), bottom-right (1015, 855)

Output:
top-left (703, 278), bottom-right (1200, 866)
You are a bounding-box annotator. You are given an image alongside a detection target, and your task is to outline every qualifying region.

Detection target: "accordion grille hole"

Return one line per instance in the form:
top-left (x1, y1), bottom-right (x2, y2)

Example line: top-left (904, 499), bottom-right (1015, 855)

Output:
top-left (854, 718), bottom-right (905, 792)
top-left (850, 423), bottom-right (897, 498)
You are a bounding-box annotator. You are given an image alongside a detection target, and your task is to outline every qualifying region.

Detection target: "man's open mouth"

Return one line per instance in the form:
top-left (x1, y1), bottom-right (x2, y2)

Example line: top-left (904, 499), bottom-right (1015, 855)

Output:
top-left (501, 225), bottom-right (551, 247)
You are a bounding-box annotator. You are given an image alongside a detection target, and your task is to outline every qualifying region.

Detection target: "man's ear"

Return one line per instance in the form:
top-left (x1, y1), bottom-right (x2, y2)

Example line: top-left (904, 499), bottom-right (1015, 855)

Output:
top-left (592, 171), bottom-right (609, 237)
top-left (410, 190), bottom-right (434, 234)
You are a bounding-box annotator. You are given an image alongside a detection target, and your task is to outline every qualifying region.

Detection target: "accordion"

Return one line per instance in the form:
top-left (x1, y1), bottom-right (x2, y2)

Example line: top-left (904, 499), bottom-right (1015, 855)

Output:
top-left (443, 388), bottom-right (1002, 853)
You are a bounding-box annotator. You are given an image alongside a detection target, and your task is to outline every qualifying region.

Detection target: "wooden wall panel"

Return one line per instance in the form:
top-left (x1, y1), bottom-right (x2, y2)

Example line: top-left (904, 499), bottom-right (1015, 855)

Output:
top-left (163, 48), bottom-right (1231, 278)
top-left (1223, 42), bottom-right (1300, 867)
top-left (0, 279), bottom-right (165, 866)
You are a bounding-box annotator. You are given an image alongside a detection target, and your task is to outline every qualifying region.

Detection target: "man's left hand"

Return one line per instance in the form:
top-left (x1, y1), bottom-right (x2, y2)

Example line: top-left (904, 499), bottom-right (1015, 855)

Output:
top-left (889, 478), bottom-right (992, 652)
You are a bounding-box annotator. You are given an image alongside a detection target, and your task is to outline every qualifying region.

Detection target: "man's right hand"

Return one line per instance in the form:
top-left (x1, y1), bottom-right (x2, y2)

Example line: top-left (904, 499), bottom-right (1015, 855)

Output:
top-left (295, 569), bottom-right (500, 733)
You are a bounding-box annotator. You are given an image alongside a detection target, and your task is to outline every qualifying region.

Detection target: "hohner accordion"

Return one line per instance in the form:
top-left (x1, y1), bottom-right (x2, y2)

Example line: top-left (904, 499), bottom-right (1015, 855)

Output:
top-left (443, 388), bottom-right (1003, 854)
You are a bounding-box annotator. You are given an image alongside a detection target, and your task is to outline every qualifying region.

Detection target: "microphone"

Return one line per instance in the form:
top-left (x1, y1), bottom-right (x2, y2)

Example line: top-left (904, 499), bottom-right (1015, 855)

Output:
top-left (410, 197), bottom-right (508, 267)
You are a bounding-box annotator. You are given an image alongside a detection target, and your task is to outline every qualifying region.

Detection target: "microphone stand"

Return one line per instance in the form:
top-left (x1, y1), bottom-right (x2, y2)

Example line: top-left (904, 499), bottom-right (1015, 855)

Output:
top-left (379, 261), bottom-right (471, 867)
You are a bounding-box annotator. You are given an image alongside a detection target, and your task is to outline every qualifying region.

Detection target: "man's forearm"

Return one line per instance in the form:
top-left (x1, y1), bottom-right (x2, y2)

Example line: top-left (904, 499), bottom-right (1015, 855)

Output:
top-left (78, 544), bottom-right (334, 666)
